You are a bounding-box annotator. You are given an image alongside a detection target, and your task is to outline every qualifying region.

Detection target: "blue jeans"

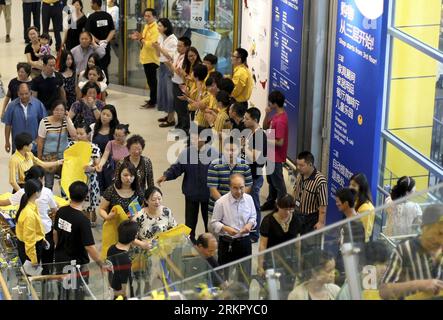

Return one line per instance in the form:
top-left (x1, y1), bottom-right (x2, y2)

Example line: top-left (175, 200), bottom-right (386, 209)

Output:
top-left (251, 175), bottom-right (264, 240)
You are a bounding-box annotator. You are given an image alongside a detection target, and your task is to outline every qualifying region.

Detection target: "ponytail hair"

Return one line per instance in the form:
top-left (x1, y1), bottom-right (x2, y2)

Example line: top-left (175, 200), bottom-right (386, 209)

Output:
top-left (391, 176), bottom-right (416, 200)
top-left (24, 166), bottom-right (45, 182)
top-left (15, 179), bottom-right (43, 223)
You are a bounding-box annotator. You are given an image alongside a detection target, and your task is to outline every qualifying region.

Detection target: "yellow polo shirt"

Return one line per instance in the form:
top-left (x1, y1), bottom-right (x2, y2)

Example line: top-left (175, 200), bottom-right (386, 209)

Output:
top-left (16, 203), bottom-right (45, 264)
top-left (357, 201), bottom-right (375, 242)
top-left (213, 108), bottom-right (231, 133)
top-left (9, 151), bottom-right (45, 187)
top-left (43, 0), bottom-right (59, 4)
top-left (231, 64), bottom-right (253, 103)
top-left (140, 22), bottom-right (160, 65)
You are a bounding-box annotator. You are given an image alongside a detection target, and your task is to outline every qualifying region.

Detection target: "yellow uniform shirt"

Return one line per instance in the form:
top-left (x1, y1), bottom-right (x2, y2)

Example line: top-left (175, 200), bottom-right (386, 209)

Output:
top-left (9, 151), bottom-right (45, 186)
top-left (42, 0), bottom-right (59, 4)
top-left (213, 108), bottom-right (231, 133)
top-left (189, 83), bottom-right (210, 127)
top-left (204, 67), bottom-right (216, 83)
top-left (231, 64), bottom-right (253, 103)
top-left (140, 22), bottom-right (160, 65)
top-left (16, 203), bottom-right (45, 264)
top-left (357, 201), bottom-right (375, 242)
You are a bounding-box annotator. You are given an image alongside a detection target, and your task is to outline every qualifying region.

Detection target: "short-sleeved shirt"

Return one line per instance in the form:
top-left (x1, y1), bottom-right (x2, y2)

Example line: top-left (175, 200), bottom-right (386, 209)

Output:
top-left (116, 156), bottom-right (154, 194)
top-left (3, 97), bottom-right (47, 145)
top-left (134, 207), bottom-right (177, 240)
top-left (70, 99), bottom-right (105, 127)
top-left (24, 43), bottom-right (40, 62)
top-left (340, 219), bottom-right (366, 245)
top-left (244, 128), bottom-right (268, 179)
top-left (31, 72), bottom-right (65, 111)
top-left (85, 11), bottom-right (115, 41)
top-left (382, 237), bottom-right (443, 298)
top-left (9, 151), bottom-right (45, 186)
top-left (54, 205), bottom-right (95, 265)
top-left (107, 245), bottom-right (131, 292)
top-left (269, 112), bottom-right (288, 163)
top-left (105, 140), bottom-right (129, 162)
top-left (207, 156), bottom-right (253, 214)
top-left (293, 168), bottom-right (328, 215)
top-left (10, 187), bottom-right (57, 234)
top-left (8, 78), bottom-right (32, 101)
top-left (260, 213), bottom-right (298, 249)
top-left (65, 15), bottom-right (87, 51)
top-left (102, 185), bottom-right (143, 214)
top-left (38, 117), bottom-right (69, 157)
top-left (158, 34), bottom-right (178, 62)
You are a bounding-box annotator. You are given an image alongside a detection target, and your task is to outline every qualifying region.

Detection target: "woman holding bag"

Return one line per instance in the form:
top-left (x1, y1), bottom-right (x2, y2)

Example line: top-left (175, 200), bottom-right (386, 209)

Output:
top-left (96, 124), bottom-right (130, 191)
top-left (37, 100), bottom-right (77, 190)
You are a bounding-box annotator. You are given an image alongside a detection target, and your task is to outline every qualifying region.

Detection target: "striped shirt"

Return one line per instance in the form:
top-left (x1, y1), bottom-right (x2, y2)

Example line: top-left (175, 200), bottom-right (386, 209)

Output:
top-left (382, 237), bottom-right (443, 297)
top-left (38, 117), bottom-right (69, 157)
top-left (293, 168), bottom-right (328, 214)
top-left (207, 156), bottom-right (253, 215)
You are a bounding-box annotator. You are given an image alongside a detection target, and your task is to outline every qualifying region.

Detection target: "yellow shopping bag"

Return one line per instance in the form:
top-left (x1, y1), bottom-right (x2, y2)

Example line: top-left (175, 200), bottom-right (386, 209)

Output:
top-left (101, 205), bottom-right (129, 260)
top-left (61, 141), bottom-right (92, 199)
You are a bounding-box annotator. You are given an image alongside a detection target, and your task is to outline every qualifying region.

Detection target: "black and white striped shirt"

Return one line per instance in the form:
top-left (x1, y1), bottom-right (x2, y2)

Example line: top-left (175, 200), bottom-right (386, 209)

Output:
top-left (293, 168), bottom-right (328, 214)
top-left (382, 237), bottom-right (443, 294)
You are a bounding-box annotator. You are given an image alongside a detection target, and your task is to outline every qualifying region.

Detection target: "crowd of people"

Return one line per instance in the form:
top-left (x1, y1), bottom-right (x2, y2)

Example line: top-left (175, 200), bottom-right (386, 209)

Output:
top-left (0, 1), bottom-right (441, 301)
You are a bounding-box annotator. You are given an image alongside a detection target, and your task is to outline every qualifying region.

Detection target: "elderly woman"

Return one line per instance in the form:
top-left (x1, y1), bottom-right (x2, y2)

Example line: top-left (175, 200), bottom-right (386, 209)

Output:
top-left (69, 81), bottom-right (105, 127)
top-left (115, 134), bottom-right (154, 194)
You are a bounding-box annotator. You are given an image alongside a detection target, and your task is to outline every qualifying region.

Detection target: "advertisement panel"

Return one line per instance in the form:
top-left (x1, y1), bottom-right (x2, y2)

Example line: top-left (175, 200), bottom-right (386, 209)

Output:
top-left (327, 0), bottom-right (388, 224)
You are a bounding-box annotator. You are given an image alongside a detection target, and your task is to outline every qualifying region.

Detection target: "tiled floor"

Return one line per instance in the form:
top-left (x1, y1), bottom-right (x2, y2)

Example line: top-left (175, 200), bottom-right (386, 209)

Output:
top-left (0, 2), bottom-right (276, 253)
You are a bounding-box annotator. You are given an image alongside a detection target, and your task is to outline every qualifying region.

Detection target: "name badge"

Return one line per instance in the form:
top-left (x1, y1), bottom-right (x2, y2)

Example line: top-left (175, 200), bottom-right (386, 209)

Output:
top-left (97, 20), bottom-right (109, 28)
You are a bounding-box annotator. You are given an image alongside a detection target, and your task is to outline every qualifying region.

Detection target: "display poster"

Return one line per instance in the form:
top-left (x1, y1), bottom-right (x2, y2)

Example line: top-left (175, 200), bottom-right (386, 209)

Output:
top-left (326, 0), bottom-right (388, 224)
top-left (241, 0), bottom-right (273, 117)
top-left (269, 0), bottom-right (304, 163)
top-left (190, 0), bottom-right (206, 28)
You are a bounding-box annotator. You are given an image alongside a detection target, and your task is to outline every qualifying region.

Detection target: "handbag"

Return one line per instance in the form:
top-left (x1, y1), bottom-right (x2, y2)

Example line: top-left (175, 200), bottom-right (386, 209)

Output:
top-left (42, 122), bottom-right (63, 175)
top-left (102, 141), bottom-right (116, 187)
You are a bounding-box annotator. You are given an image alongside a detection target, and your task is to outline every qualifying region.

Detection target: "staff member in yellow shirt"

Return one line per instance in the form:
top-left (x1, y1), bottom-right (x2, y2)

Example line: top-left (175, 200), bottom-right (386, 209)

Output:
top-left (15, 178), bottom-right (46, 267)
top-left (9, 132), bottom-right (62, 192)
top-left (130, 8), bottom-right (160, 109)
top-left (231, 48), bottom-right (253, 108)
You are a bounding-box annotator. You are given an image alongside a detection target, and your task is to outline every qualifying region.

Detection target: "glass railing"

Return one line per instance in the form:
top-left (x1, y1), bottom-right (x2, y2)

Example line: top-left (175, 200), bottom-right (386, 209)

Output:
top-left (139, 182), bottom-right (443, 300)
top-left (1, 183), bottom-right (442, 300)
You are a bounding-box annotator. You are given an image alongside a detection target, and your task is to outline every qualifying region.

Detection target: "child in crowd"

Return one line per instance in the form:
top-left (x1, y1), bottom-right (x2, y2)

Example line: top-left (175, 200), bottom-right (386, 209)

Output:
top-left (66, 122), bottom-right (101, 226)
top-left (38, 33), bottom-right (52, 59)
top-left (106, 220), bottom-right (138, 299)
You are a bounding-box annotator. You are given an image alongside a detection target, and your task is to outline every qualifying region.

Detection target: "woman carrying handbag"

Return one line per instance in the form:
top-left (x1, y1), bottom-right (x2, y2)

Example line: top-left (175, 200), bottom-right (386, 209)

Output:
top-left (37, 100), bottom-right (77, 191)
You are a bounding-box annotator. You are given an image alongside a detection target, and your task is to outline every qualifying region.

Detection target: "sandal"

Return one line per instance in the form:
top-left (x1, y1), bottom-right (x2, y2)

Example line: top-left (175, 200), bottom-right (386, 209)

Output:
top-left (159, 120), bottom-right (176, 128)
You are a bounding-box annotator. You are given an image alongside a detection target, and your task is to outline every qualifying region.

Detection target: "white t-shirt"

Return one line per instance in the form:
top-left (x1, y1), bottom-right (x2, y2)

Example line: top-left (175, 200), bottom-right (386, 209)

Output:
top-left (10, 187), bottom-right (58, 234)
top-left (159, 34), bottom-right (178, 62)
top-left (171, 52), bottom-right (185, 84)
top-left (106, 6), bottom-right (119, 31)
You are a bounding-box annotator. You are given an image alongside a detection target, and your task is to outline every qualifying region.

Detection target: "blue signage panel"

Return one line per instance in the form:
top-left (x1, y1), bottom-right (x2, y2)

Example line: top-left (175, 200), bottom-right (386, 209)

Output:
top-left (327, 0), bottom-right (389, 224)
top-left (269, 0), bottom-right (304, 163)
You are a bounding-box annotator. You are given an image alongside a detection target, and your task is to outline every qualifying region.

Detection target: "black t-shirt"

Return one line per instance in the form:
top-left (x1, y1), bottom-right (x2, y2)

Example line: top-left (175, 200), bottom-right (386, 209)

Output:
top-left (66, 15), bottom-right (87, 51)
top-left (260, 213), bottom-right (298, 249)
top-left (8, 79), bottom-right (32, 101)
top-left (31, 72), bottom-right (64, 110)
top-left (245, 128), bottom-right (267, 179)
top-left (341, 220), bottom-right (366, 244)
top-left (24, 43), bottom-right (40, 62)
top-left (107, 245), bottom-right (131, 292)
top-left (54, 205), bottom-right (95, 265)
top-left (85, 11), bottom-right (115, 41)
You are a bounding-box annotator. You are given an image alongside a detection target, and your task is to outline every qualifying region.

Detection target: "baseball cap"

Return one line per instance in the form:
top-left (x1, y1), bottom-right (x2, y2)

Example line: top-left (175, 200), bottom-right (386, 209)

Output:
top-left (422, 204), bottom-right (443, 226)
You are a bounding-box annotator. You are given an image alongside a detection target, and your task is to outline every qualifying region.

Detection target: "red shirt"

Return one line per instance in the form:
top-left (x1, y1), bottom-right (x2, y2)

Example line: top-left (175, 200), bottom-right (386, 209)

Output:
top-left (269, 112), bottom-right (289, 163)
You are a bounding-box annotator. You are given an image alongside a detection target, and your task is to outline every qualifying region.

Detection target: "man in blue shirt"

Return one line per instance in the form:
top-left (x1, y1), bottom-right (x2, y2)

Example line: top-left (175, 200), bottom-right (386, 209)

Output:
top-left (4, 83), bottom-right (47, 153)
top-left (157, 128), bottom-right (219, 243)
